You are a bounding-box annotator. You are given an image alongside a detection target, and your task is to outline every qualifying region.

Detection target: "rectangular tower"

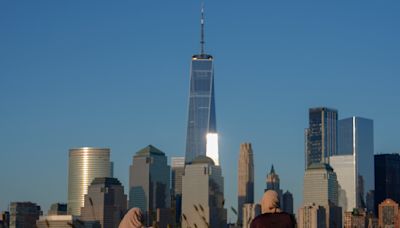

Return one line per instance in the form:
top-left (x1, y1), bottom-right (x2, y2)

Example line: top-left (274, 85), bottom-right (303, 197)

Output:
top-left (237, 143), bottom-right (254, 225)
top-left (129, 145), bottom-right (171, 226)
top-left (306, 107), bottom-right (338, 168)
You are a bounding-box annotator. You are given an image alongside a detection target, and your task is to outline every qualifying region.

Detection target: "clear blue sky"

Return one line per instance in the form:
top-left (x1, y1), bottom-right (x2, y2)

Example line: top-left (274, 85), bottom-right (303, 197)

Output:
top-left (1, 0), bottom-right (399, 221)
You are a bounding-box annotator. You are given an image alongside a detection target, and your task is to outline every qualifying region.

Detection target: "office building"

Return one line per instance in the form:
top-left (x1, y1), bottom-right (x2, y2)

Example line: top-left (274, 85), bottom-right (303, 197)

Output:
top-left (298, 204), bottom-right (326, 228)
top-left (185, 6), bottom-right (218, 164)
top-left (305, 107), bottom-right (338, 168)
top-left (374, 153), bottom-right (400, 216)
top-left (343, 209), bottom-right (367, 228)
top-left (237, 143), bottom-right (254, 225)
top-left (242, 204), bottom-right (260, 228)
top-left (336, 117), bottom-right (374, 210)
top-left (171, 157), bottom-right (185, 224)
top-left (80, 177), bottom-right (127, 228)
top-left (265, 165), bottom-right (283, 204)
top-left (129, 145), bottom-right (170, 226)
top-left (303, 163), bottom-right (338, 207)
top-left (9, 202), bottom-right (42, 228)
top-left (366, 190), bottom-right (375, 214)
top-left (330, 155), bottom-right (356, 212)
top-left (182, 156), bottom-right (226, 228)
top-left (68, 147), bottom-right (112, 216)
top-left (282, 191), bottom-right (294, 214)
top-left (378, 198), bottom-right (400, 228)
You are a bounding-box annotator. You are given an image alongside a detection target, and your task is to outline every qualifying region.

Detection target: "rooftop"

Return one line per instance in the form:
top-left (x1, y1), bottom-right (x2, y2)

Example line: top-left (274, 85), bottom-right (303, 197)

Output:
top-left (135, 145), bottom-right (165, 157)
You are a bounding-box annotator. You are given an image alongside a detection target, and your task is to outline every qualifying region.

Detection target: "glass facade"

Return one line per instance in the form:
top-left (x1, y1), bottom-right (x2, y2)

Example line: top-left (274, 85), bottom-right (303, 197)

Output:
top-left (129, 145), bottom-right (170, 226)
top-left (185, 54), bottom-right (217, 164)
top-left (306, 107), bottom-right (338, 168)
top-left (337, 116), bottom-right (374, 210)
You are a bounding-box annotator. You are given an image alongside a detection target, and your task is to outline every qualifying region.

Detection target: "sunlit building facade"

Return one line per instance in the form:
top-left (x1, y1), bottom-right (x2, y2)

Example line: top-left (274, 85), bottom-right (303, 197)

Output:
top-left (303, 163), bottom-right (339, 207)
top-left (237, 143), bottom-right (254, 225)
top-left (182, 156), bottom-right (226, 228)
top-left (67, 147), bottom-right (112, 216)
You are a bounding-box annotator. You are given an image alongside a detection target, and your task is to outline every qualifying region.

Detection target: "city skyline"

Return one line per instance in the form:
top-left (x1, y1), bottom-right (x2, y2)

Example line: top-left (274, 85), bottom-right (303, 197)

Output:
top-left (1, 1), bottom-right (400, 223)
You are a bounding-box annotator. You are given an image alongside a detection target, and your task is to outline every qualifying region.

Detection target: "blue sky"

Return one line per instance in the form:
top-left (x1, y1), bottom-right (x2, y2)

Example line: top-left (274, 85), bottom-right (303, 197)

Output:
top-left (1, 0), bottom-right (399, 221)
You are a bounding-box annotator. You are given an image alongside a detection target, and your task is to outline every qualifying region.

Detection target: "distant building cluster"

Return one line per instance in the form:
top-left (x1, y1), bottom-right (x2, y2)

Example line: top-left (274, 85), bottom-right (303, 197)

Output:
top-left (3, 5), bottom-right (400, 228)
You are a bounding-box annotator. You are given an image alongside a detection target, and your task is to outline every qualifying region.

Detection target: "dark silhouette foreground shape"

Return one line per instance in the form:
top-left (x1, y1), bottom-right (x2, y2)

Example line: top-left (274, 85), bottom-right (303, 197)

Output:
top-left (250, 190), bottom-right (296, 228)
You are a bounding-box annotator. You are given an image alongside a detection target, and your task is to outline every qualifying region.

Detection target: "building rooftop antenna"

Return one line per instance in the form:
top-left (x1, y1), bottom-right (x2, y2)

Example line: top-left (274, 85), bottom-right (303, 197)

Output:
top-left (200, 2), bottom-right (205, 55)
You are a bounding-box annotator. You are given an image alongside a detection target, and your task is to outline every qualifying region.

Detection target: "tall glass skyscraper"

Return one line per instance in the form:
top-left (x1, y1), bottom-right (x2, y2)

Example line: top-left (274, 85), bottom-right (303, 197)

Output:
top-left (305, 107), bottom-right (338, 168)
top-left (332, 116), bottom-right (374, 212)
top-left (185, 6), bottom-right (217, 164)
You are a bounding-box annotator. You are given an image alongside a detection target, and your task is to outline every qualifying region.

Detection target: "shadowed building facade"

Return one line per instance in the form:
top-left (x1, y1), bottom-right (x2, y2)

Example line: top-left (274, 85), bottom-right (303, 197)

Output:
top-left (68, 147), bottom-right (112, 216)
top-left (374, 154), bottom-right (400, 216)
top-left (237, 143), bottom-right (254, 225)
top-left (9, 202), bottom-right (42, 228)
top-left (185, 6), bottom-right (217, 164)
top-left (80, 177), bottom-right (127, 228)
top-left (182, 156), bottom-right (226, 228)
top-left (171, 157), bottom-right (185, 225)
top-left (283, 191), bottom-right (294, 214)
top-left (129, 145), bottom-right (170, 226)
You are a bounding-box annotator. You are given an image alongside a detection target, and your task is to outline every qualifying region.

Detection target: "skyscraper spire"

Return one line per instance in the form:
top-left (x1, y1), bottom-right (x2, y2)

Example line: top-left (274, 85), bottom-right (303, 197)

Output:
top-left (200, 3), bottom-right (205, 55)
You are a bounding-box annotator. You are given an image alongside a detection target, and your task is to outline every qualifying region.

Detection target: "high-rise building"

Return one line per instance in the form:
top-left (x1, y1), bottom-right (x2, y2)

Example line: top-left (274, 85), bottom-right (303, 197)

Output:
top-left (80, 177), bottom-right (127, 228)
top-left (265, 165), bottom-right (280, 193)
top-left (305, 107), bottom-right (338, 168)
top-left (330, 155), bottom-right (356, 212)
top-left (374, 153), bottom-right (400, 215)
top-left (171, 157), bottom-right (185, 224)
top-left (9, 202), bottom-right (42, 228)
top-left (182, 156), bottom-right (226, 228)
top-left (242, 204), bottom-right (260, 228)
top-left (378, 198), bottom-right (400, 228)
top-left (185, 6), bottom-right (218, 164)
top-left (129, 145), bottom-right (171, 226)
top-left (68, 147), bottom-right (112, 216)
top-left (283, 191), bottom-right (294, 214)
top-left (298, 203), bottom-right (326, 228)
top-left (237, 143), bottom-right (254, 225)
top-left (335, 116), bottom-right (374, 210)
top-left (303, 163), bottom-right (339, 207)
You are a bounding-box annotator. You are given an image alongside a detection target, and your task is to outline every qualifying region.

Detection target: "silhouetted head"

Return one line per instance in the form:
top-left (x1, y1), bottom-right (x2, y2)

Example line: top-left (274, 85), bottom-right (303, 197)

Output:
top-left (119, 208), bottom-right (144, 228)
top-left (261, 190), bottom-right (281, 213)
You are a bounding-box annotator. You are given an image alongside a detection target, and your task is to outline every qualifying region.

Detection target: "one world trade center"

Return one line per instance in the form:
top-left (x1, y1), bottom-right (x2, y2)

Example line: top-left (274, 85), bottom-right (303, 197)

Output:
top-left (185, 6), bottom-right (218, 165)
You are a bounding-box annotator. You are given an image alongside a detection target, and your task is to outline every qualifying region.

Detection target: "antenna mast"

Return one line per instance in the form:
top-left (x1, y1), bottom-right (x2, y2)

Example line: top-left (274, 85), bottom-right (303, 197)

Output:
top-left (200, 3), bottom-right (205, 55)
